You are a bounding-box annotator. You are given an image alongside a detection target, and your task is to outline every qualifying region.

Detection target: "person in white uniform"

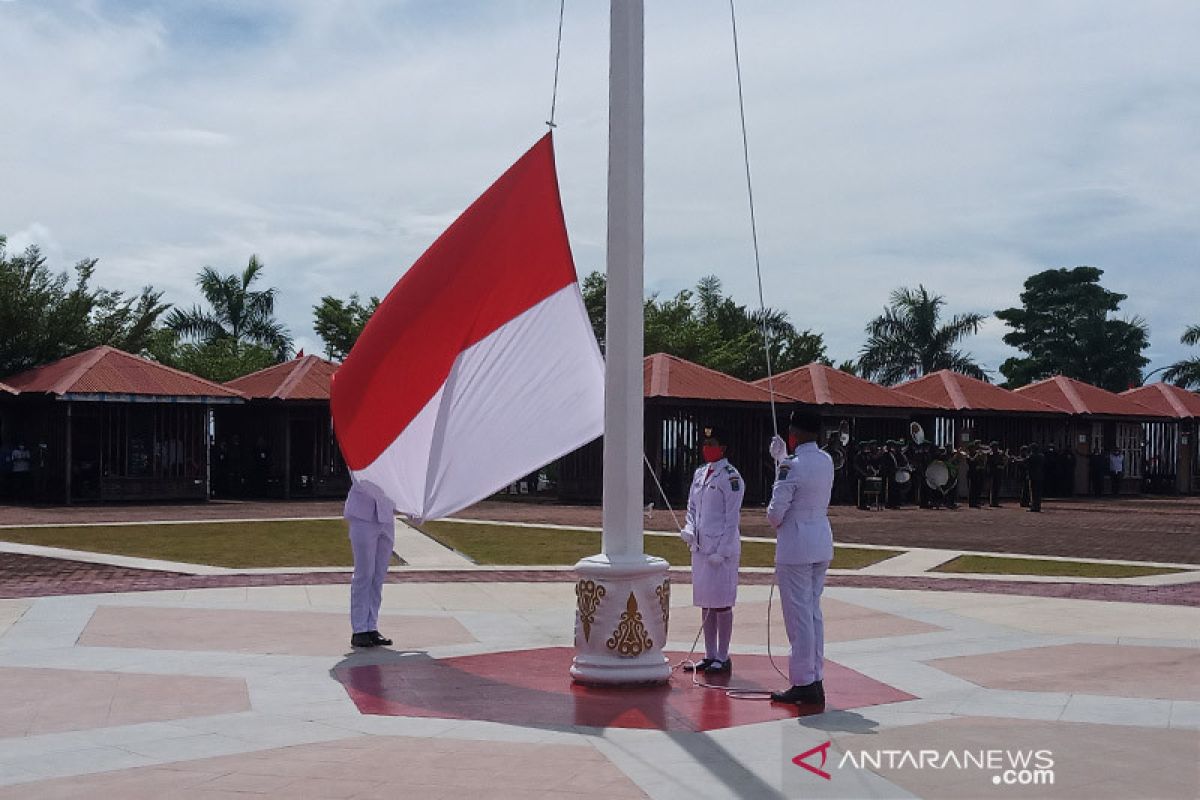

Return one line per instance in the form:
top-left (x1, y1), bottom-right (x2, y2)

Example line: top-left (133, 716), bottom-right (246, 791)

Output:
top-left (345, 480), bottom-right (396, 648)
top-left (766, 409), bottom-right (834, 706)
top-left (679, 425), bottom-right (744, 674)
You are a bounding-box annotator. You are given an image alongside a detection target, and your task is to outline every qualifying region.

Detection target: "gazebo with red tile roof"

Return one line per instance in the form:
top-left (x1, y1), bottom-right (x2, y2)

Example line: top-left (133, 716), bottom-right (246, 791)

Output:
top-left (216, 356), bottom-right (349, 499)
top-left (1, 346), bottom-right (243, 504)
top-left (896, 371), bottom-right (1063, 416)
top-left (1015, 376), bottom-right (1171, 496)
top-left (1121, 383), bottom-right (1200, 494)
top-left (1121, 382), bottom-right (1200, 420)
top-left (1015, 376), bottom-right (1169, 420)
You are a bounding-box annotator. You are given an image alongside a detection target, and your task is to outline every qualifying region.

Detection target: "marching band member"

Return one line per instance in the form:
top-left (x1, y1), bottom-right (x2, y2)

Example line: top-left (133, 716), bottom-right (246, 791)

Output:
top-left (680, 425), bottom-right (744, 674)
top-left (767, 409), bottom-right (834, 707)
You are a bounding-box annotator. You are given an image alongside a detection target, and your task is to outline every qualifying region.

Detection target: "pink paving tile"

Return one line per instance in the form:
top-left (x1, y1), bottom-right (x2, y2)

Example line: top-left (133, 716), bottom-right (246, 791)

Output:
top-left (823, 716), bottom-right (1199, 799)
top-left (0, 667), bottom-right (249, 737)
top-left (928, 643), bottom-right (1200, 701)
top-left (333, 646), bottom-right (914, 732)
top-left (0, 736), bottom-right (648, 799)
top-left (78, 606), bottom-right (475, 656)
top-left (672, 597), bottom-right (941, 647)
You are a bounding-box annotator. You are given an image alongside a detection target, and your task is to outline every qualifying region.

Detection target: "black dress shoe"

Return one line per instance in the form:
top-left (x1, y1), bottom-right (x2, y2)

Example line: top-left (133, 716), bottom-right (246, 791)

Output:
top-left (350, 632), bottom-right (378, 648)
top-left (683, 658), bottom-right (715, 673)
top-left (369, 631), bottom-right (393, 646)
top-left (704, 658), bottom-right (732, 674)
top-left (771, 680), bottom-right (825, 706)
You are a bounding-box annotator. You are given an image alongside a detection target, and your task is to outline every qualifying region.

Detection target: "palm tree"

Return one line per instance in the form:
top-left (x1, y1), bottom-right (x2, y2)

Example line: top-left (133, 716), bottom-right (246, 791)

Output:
top-left (166, 256), bottom-right (292, 360)
top-left (859, 285), bottom-right (987, 385)
top-left (1163, 324), bottom-right (1200, 388)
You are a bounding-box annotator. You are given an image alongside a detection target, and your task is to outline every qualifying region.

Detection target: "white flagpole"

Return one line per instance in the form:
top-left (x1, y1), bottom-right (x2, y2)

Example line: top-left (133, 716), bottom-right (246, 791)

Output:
top-left (601, 0), bottom-right (645, 559)
top-left (571, 0), bottom-right (670, 686)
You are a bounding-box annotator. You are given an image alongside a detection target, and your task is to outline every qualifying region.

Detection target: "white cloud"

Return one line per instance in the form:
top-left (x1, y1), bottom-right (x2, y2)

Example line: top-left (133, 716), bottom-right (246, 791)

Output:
top-left (1, 0), bottom-right (1197, 374)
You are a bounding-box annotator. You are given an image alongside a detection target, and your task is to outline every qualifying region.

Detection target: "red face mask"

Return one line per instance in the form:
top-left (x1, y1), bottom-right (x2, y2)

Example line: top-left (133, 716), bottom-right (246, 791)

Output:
top-left (788, 434), bottom-right (800, 451)
top-left (702, 445), bottom-right (725, 463)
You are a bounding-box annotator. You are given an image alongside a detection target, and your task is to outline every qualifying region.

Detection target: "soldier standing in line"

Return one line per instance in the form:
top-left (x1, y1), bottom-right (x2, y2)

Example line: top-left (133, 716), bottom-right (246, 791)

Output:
top-left (1026, 444), bottom-right (1046, 513)
top-left (986, 442), bottom-right (1007, 508)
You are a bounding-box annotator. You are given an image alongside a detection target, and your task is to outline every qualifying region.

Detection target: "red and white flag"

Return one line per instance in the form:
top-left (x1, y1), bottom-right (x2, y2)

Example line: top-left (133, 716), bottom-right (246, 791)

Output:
top-left (331, 134), bottom-right (604, 521)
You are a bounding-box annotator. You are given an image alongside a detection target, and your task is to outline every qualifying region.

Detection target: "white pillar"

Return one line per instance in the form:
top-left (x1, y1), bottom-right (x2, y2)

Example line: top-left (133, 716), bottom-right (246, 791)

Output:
top-left (571, 0), bottom-right (670, 686)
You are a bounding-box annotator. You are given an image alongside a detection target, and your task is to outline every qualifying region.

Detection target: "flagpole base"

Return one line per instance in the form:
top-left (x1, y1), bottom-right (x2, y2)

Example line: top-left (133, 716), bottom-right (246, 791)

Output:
top-left (570, 553), bottom-right (671, 686)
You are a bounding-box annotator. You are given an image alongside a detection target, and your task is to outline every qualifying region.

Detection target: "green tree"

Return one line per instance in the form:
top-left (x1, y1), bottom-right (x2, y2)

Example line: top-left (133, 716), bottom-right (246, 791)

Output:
top-left (836, 359), bottom-right (858, 375)
top-left (995, 267), bottom-right (1149, 392)
top-left (313, 294), bottom-right (380, 361)
top-left (164, 256), bottom-right (292, 380)
top-left (858, 285), bottom-right (986, 385)
top-left (0, 236), bottom-right (170, 376)
top-left (581, 271), bottom-right (607, 351)
top-left (581, 271), bottom-right (828, 380)
top-left (1163, 325), bottom-right (1200, 389)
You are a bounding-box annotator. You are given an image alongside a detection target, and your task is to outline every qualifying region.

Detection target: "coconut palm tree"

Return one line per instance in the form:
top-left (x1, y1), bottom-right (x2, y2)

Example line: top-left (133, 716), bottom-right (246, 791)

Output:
top-left (858, 285), bottom-right (987, 385)
top-left (166, 255), bottom-right (292, 361)
top-left (1163, 324), bottom-right (1200, 388)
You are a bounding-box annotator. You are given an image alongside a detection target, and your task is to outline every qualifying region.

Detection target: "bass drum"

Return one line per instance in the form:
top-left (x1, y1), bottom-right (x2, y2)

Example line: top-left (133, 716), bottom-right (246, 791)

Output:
top-left (925, 460), bottom-right (950, 490)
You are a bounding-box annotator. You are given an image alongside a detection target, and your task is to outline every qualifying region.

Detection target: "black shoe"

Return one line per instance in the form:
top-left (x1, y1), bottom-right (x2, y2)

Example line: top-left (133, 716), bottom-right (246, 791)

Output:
top-left (369, 631), bottom-right (393, 646)
top-left (350, 632), bottom-right (377, 648)
top-left (771, 680), bottom-right (825, 706)
top-left (704, 658), bottom-right (732, 674)
top-left (683, 658), bottom-right (715, 673)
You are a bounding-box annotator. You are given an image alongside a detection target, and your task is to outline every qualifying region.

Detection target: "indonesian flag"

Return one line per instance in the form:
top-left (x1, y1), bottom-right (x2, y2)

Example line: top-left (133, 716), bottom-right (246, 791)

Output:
top-left (331, 134), bottom-right (604, 522)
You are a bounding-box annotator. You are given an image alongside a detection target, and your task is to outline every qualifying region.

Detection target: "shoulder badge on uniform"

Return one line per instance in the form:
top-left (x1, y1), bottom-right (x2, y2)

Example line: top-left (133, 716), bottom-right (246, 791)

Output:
top-left (730, 477), bottom-right (741, 491)
top-left (777, 465), bottom-right (790, 479)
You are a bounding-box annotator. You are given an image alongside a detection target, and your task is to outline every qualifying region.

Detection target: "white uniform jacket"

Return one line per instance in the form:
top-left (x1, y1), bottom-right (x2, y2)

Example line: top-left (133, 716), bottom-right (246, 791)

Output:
top-left (767, 442), bottom-right (834, 565)
top-left (344, 481), bottom-right (396, 525)
top-left (682, 458), bottom-right (744, 607)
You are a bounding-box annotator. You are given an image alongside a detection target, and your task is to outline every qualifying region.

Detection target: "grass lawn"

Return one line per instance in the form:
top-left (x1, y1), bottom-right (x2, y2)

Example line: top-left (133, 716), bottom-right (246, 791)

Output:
top-left (0, 520), bottom-right (359, 569)
top-left (421, 520), bottom-right (900, 570)
top-left (0, 518), bottom-right (902, 570)
top-left (932, 554), bottom-right (1184, 579)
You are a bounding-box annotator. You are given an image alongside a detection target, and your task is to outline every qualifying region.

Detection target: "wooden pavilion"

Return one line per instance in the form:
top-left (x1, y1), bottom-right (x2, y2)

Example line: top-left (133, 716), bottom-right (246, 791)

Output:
top-left (1015, 376), bottom-right (1170, 495)
top-left (218, 355), bottom-right (349, 499)
top-left (1, 346), bottom-right (243, 503)
top-left (1121, 382), bottom-right (1200, 494)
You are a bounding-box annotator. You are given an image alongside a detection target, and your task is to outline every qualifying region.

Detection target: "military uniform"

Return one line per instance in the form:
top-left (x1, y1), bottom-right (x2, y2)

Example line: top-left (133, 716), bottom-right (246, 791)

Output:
top-left (986, 444), bottom-right (1006, 508)
top-left (345, 481), bottom-right (396, 647)
top-left (1026, 448), bottom-right (1046, 512)
top-left (767, 441), bottom-right (834, 693)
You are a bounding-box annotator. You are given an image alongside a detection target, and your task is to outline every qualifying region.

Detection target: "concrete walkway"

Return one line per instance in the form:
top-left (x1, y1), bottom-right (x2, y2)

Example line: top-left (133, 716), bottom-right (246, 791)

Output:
top-left (0, 580), bottom-right (1195, 798)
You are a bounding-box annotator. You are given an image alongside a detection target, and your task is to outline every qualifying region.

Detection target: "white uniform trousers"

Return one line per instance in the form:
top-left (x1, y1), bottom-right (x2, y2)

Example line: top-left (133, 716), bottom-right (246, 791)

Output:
top-left (349, 519), bottom-right (395, 634)
top-left (776, 561), bottom-right (829, 686)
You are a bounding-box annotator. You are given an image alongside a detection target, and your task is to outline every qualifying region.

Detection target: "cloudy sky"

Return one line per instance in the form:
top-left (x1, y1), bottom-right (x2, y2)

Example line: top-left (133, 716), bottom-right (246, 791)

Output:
top-left (2, 0), bottom-right (1197, 377)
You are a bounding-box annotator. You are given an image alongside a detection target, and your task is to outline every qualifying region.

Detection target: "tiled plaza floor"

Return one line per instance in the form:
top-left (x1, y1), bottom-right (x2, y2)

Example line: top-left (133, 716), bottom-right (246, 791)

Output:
top-left (0, 580), bottom-right (1196, 798)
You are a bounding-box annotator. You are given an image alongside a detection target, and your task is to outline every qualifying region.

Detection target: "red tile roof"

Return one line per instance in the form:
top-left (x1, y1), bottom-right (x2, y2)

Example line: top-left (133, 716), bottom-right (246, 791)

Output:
top-left (644, 353), bottom-right (791, 403)
top-left (754, 363), bottom-right (939, 410)
top-left (226, 355), bottom-right (339, 400)
top-left (1120, 383), bottom-right (1200, 419)
top-left (2, 346), bottom-right (243, 400)
top-left (1015, 376), bottom-right (1167, 418)
top-left (895, 370), bottom-right (1064, 414)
